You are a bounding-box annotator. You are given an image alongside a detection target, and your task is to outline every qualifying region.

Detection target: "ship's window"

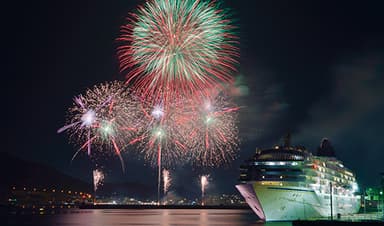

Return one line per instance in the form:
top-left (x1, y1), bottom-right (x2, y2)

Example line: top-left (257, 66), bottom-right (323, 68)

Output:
top-left (257, 151), bottom-right (304, 161)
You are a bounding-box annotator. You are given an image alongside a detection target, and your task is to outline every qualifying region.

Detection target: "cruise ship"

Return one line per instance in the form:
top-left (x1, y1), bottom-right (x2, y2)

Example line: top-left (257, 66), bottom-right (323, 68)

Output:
top-left (236, 135), bottom-right (361, 221)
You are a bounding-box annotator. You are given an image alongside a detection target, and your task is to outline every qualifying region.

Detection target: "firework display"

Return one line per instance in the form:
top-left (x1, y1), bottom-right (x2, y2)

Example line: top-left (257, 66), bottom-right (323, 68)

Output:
top-left (93, 169), bottom-right (105, 192)
top-left (163, 169), bottom-right (171, 195)
top-left (130, 99), bottom-right (192, 167)
top-left (127, 98), bottom-right (193, 204)
top-left (117, 0), bottom-right (238, 102)
top-left (59, 0), bottom-right (240, 200)
top-left (58, 81), bottom-right (142, 171)
top-left (200, 175), bottom-right (209, 205)
top-left (187, 92), bottom-right (240, 166)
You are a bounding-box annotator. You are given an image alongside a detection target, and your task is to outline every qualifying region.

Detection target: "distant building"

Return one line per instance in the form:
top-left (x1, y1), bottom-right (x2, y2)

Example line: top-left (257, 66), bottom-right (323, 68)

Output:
top-left (199, 194), bottom-right (245, 206)
top-left (7, 186), bottom-right (92, 209)
top-left (363, 173), bottom-right (384, 213)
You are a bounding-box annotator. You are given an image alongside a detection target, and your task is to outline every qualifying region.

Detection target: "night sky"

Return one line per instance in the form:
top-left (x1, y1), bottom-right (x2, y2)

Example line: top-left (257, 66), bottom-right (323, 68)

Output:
top-left (3, 0), bottom-right (384, 196)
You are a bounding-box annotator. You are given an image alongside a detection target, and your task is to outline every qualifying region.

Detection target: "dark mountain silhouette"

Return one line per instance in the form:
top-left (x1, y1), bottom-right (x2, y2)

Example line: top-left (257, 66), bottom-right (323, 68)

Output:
top-left (0, 152), bottom-right (153, 199)
top-left (0, 152), bottom-right (91, 192)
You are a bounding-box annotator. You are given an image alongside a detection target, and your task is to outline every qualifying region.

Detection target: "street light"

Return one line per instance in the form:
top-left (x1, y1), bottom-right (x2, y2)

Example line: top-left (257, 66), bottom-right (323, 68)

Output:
top-left (380, 190), bottom-right (383, 216)
top-left (330, 182), bottom-right (333, 220)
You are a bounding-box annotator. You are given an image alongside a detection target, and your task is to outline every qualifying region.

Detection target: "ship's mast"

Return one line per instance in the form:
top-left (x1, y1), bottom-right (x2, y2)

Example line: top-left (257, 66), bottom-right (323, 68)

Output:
top-left (283, 133), bottom-right (291, 148)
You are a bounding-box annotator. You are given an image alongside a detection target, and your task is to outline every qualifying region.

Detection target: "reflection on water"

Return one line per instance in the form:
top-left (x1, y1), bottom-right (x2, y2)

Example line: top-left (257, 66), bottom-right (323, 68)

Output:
top-left (5, 209), bottom-right (292, 226)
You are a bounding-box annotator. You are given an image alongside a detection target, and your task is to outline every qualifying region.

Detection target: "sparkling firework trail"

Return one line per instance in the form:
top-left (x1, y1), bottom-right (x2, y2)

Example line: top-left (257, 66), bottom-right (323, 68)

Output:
top-left (117, 0), bottom-right (238, 102)
top-left (163, 169), bottom-right (171, 195)
top-left (58, 81), bottom-right (142, 172)
top-left (93, 169), bottom-right (105, 192)
top-left (127, 97), bottom-right (192, 204)
top-left (200, 175), bottom-right (209, 205)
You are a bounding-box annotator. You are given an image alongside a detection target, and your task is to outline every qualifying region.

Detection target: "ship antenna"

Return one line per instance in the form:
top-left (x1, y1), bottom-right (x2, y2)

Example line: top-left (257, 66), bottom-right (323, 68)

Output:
top-left (283, 133), bottom-right (291, 148)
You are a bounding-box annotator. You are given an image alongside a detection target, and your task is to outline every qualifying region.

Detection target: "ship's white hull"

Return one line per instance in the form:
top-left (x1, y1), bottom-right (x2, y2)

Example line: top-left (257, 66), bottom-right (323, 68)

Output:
top-left (237, 182), bottom-right (361, 221)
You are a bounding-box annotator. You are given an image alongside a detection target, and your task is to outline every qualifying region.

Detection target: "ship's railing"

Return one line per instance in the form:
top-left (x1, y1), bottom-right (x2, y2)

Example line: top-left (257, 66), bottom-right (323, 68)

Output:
top-left (338, 212), bottom-right (384, 222)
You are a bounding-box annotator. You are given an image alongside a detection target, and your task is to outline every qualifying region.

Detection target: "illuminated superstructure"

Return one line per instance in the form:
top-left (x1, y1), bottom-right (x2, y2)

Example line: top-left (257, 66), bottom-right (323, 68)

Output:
top-left (236, 136), bottom-right (360, 221)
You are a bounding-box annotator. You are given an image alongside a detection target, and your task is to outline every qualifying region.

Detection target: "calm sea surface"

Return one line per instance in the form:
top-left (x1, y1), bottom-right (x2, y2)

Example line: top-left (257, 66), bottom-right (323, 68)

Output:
top-left (4, 209), bottom-right (292, 226)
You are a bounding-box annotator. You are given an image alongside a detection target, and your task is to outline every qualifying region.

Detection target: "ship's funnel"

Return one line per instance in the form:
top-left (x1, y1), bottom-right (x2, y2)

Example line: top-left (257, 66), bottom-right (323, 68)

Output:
top-left (317, 138), bottom-right (336, 157)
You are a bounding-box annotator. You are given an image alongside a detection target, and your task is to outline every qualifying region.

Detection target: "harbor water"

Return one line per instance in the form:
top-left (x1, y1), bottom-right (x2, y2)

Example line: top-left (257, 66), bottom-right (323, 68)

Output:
top-left (4, 209), bottom-right (292, 226)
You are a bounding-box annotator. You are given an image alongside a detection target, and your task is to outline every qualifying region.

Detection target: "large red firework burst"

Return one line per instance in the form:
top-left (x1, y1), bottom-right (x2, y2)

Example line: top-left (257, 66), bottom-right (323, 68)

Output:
top-left (117, 0), bottom-right (238, 102)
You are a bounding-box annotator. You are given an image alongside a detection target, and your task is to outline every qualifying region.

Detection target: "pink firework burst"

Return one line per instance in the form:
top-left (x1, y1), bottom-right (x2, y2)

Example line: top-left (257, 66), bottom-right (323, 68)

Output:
top-left (58, 81), bottom-right (142, 172)
top-left (186, 91), bottom-right (240, 166)
top-left (129, 97), bottom-right (191, 167)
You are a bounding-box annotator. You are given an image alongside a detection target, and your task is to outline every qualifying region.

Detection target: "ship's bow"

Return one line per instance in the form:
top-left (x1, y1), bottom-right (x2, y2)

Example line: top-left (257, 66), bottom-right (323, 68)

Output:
top-left (236, 183), bottom-right (266, 221)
